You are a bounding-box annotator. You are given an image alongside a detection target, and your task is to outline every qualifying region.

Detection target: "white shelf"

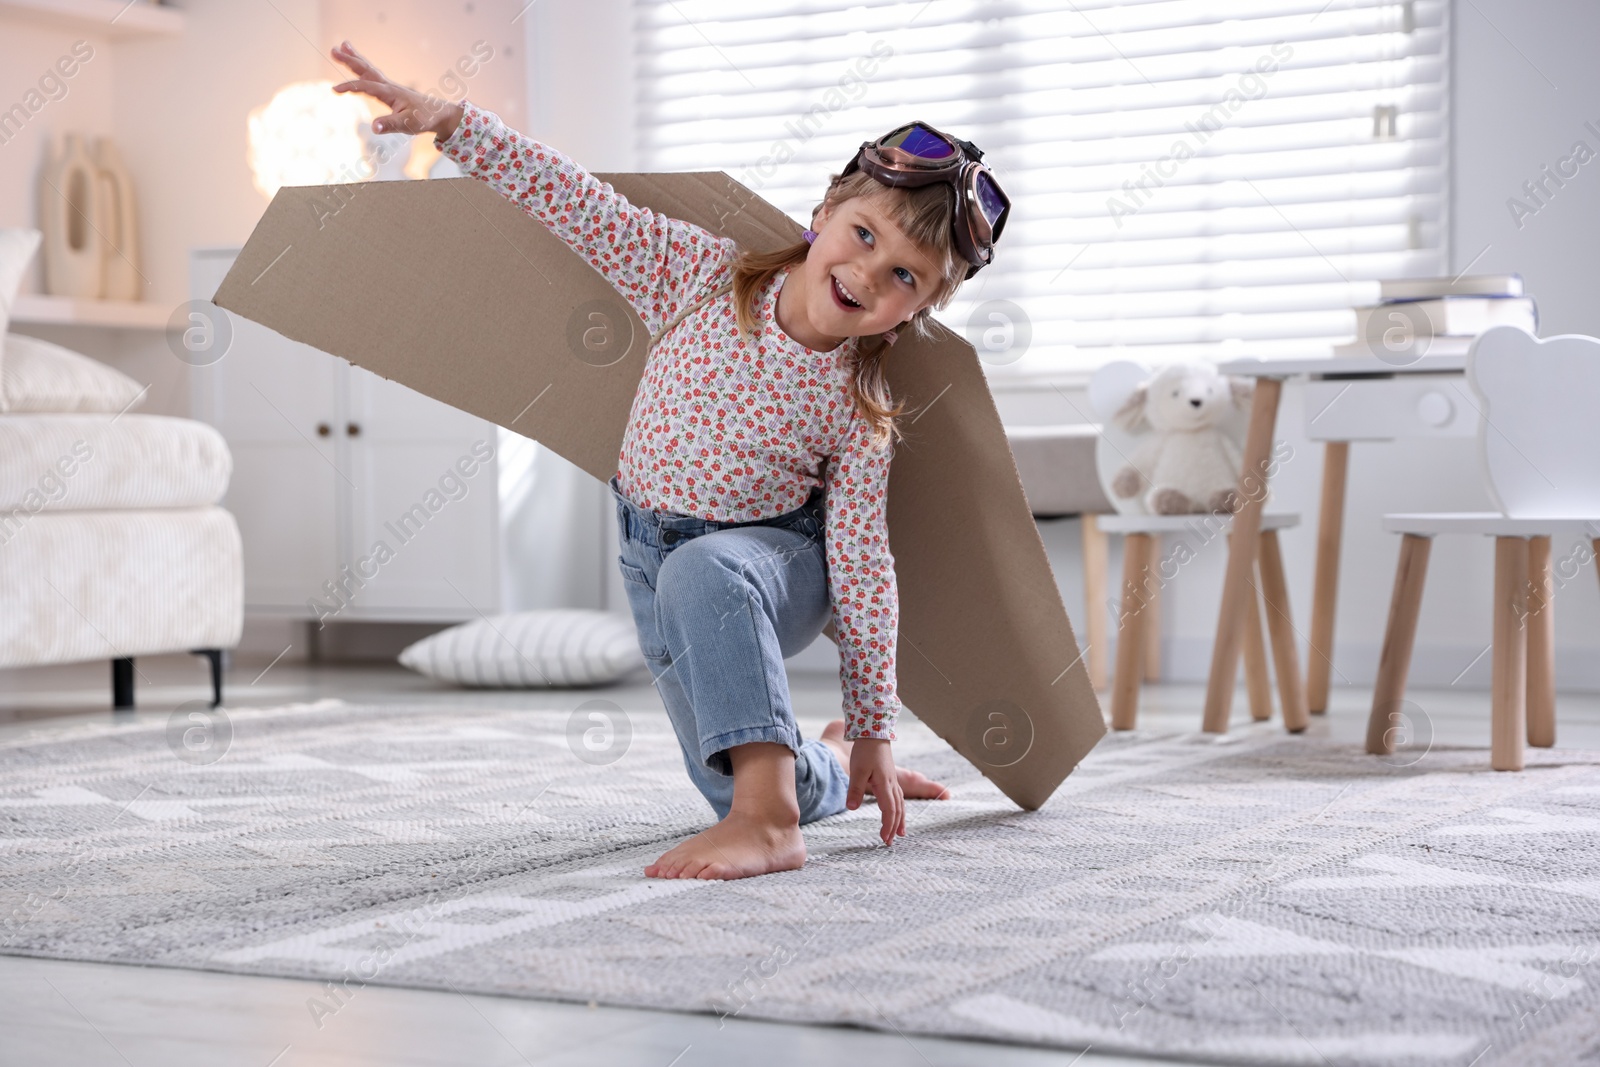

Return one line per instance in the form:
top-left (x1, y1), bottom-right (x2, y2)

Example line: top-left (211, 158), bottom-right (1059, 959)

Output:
top-left (10, 293), bottom-right (170, 329)
top-left (0, 0), bottom-right (185, 37)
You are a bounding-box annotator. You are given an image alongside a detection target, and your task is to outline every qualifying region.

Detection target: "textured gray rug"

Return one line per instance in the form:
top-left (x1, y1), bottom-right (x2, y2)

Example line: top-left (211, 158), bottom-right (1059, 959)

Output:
top-left (3, 699), bottom-right (1599, 1067)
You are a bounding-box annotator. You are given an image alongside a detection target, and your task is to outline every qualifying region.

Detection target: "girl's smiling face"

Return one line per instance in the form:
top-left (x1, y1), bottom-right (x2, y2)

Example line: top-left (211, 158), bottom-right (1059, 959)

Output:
top-left (776, 194), bottom-right (944, 352)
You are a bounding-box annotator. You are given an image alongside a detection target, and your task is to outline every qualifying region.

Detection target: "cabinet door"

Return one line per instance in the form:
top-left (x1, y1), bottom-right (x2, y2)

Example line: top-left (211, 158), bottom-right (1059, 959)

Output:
top-left (342, 365), bottom-right (501, 619)
top-left (190, 250), bottom-right (345, 614)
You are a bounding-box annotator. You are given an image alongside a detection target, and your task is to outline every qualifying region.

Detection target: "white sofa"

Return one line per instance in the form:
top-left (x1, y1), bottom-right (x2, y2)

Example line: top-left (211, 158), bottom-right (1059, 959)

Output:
top-left (0, 331), bottom-right (243, 709)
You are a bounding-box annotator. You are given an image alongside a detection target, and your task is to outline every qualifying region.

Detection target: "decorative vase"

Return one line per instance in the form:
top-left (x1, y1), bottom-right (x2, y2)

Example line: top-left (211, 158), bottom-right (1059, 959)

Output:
top-left (38, 132), bottom-right (105, 299)
top-left (93, 136), bottom-right (141, 301)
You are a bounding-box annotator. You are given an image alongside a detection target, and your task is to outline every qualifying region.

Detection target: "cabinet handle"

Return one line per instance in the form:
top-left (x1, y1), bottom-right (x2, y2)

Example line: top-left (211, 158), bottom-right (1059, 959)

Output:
top-left (316, 423), bottom-right (331, 437)
top-left (346, 422), bottom-right (361, 437)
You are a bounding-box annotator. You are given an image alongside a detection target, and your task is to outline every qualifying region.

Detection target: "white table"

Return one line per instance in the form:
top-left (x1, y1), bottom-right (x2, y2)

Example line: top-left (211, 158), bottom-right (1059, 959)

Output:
top-left (1200, 354), bottom-right (1475, 731)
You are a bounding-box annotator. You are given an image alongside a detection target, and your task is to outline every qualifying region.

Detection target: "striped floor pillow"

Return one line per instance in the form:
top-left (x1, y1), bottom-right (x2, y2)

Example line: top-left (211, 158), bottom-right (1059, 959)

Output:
top-left (398, 610), bottom-right (645, 687)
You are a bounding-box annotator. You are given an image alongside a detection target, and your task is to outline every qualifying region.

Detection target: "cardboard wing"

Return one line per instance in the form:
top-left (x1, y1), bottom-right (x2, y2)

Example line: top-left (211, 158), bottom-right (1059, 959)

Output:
top-left (212, 173), bottom-right (1106, 809)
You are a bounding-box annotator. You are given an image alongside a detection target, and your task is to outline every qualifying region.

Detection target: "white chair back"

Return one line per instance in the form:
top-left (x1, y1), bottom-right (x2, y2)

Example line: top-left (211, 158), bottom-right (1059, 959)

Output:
top-left (1468, 326), bottom-right (1600, 519)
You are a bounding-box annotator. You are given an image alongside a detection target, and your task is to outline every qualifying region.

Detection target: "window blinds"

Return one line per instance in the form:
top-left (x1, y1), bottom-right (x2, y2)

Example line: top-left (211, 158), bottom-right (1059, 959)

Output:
top-left (634, 0), bottom-right (1448, 379)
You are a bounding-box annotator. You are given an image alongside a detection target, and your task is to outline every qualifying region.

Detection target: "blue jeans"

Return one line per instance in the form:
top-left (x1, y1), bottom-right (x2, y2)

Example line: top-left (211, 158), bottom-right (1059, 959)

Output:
top-left (608, 474), bottom-right (850, 824)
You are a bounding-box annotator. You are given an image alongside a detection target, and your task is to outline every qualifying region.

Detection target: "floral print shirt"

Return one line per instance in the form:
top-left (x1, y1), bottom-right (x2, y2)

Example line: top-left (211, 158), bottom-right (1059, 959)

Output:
top-left (438, 101), bottom-right (902, 741)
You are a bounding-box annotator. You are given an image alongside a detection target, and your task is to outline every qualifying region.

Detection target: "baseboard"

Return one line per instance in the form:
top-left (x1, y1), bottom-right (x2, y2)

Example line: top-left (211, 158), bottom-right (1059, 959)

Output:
top-left (235, 616), bottom-right (453, 663)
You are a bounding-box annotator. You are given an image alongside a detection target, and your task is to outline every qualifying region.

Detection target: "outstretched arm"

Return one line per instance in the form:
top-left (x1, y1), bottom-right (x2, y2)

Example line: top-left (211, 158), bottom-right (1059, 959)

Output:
top-left (331, 40), bottom-right (732, 338)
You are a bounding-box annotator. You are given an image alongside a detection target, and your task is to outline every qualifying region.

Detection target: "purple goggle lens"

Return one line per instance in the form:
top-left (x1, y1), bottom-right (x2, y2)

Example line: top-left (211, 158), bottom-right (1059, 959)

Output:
top-left (974, 171), bottom-right (1007, 229)
top-left (884, 124), bottom-right (958, 160)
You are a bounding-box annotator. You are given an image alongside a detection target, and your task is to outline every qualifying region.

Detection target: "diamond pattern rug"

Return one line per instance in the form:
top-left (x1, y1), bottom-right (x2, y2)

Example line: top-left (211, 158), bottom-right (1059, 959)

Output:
top-left (2, 699), bottom-right (1599, 1067)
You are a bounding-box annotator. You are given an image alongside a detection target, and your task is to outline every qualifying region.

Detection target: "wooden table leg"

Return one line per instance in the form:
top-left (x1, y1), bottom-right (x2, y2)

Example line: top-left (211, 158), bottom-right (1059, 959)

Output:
top-left (1081, 513), bottom-right (1109, 691)
top-left (1144, 535), bottom-right (1162, 683)
top-left (1111, 533), bottom-right (1153, 731)
top-left (1307, 441), bottom-right (1349, 714)
top-left (1492, 536), bottom-right (1530, 771)
top-left (1527, 535), bottom-right (1555, 748)
top-left (1366, 534), bottom-right (1432, 755)
top-left (1258, 528), bottom-right (1309, 733)
top-left (1203, 378), bottom-right (1283, 733)
top-left (1242, 545), bottom-right (1274, 722)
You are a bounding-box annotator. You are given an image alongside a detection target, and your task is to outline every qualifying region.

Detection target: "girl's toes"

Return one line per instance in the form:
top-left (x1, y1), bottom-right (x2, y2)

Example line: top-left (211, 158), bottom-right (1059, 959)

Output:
top-left (649, 848), bottom-right (684, 878)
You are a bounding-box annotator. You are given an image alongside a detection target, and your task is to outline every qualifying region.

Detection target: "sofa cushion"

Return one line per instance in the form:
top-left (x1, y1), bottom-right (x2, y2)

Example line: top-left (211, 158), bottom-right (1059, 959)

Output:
top-left (2, 333), bottom-right (146, 414)
top-left (0, 413), bottom-right (231, 513)
top-left (399, 610), bottom-right (645, 688)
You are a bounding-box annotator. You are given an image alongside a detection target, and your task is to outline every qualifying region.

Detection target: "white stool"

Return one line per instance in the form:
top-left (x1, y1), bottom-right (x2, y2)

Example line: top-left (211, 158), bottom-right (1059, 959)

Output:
top-left (1099, 512), bottom-right (1306, 733)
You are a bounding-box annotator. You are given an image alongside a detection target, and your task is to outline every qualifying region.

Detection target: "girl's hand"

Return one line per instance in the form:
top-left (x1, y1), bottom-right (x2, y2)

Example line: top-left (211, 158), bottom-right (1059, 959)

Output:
top-left (329, 40), bottom-right (463, 143)
top-left (847, 738), bottom-right (906, 846)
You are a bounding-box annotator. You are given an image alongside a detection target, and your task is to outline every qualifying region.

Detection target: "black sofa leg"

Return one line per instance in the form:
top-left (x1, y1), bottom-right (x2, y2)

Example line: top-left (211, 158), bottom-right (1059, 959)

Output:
top-left (192, 649), bottom-right (224, 708)
top-left (112, 658), bottom-right (135, 709)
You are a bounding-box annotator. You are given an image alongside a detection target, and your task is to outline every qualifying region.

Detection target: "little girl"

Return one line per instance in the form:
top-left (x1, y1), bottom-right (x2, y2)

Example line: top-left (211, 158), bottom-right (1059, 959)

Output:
top-left (332, 40), bottom-right (1009, 881)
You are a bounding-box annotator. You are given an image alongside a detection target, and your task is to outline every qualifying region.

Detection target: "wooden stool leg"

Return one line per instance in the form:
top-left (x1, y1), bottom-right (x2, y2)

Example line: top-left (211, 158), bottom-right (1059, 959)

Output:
top-left (1307, 441), bottom-right (1349, 714)
top-left (1366, 534), bottom-right (1432, 755)
top-left (1081, 513), bottom-right (1110, 691)
top-left (1110, 533), bottom-right (1153, 731)
top-left (1492, 536), bottom-right (1530, 771)
top-left (1527, 535), bottom-right (1555, 748)
top-left (1144, 535), bottom-right (1162, 683)
top-left (1203, 378), bottom-right (1283, 732)
top-left (1258, 528), bottom-right (1309, 733)
top-left (1243, 551), bottom-right (1275, 722)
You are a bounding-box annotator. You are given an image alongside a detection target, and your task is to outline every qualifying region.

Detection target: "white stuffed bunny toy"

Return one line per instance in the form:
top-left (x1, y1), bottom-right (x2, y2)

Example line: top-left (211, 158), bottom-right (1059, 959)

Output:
top-left (1110, 361), bottom-right (1254, 515)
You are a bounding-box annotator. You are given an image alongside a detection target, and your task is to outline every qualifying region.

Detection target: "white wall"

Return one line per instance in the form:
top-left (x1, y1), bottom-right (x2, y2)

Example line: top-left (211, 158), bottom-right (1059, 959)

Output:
top-left (1439, 0), bottom-right (1600, 683)
top-left (2, 2), bottom-right (328, 419)
top-left (0, 23), bottom-right (116, 242)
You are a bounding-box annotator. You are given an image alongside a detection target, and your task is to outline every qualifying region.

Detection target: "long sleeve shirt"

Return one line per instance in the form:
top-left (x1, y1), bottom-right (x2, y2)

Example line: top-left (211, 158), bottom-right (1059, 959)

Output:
top-left (437, 101), bottom-right (903, 741)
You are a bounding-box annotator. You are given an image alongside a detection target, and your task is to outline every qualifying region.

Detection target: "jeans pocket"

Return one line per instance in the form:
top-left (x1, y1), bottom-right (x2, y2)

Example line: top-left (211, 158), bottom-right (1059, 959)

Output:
top-left (617, 556), bottom-right (669, 661)
top-left (618, 557), bottom-right (653, 590)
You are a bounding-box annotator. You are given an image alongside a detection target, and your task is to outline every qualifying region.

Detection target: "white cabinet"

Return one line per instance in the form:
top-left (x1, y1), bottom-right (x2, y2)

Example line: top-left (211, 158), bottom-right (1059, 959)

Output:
top-left (189, 247), bottom-right (502, 623)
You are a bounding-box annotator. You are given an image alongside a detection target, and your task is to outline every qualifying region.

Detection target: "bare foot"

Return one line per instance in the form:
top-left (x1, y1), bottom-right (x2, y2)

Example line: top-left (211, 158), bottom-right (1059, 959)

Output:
top-left (820, 720), bottom-right (952, 800)
top-left (644, 810), bottom-right (807, 880)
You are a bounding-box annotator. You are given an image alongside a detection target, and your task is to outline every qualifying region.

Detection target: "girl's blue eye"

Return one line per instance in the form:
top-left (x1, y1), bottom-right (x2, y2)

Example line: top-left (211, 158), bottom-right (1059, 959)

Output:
top-left (855, 225), bottom-right (917, 287)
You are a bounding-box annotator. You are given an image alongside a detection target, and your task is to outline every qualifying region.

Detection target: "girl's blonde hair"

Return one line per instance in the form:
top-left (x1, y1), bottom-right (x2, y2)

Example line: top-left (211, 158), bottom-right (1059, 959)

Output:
top-left (729, 170), bottom-right (969, 451)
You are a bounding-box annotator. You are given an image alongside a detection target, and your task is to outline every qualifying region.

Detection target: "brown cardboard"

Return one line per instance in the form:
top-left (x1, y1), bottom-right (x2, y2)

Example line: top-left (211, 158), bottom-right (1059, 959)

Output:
top-left (212, 173), bottom-right (1106, 809)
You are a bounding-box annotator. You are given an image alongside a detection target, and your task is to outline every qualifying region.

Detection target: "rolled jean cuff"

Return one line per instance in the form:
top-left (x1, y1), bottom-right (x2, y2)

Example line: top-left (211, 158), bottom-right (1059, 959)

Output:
top-left (702, 722), bottom-right (804, 776)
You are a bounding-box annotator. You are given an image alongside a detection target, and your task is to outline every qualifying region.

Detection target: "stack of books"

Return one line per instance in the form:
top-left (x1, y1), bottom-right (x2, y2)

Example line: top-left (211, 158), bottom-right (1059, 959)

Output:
top-left (1333, 274), bottom-right (1536, 361)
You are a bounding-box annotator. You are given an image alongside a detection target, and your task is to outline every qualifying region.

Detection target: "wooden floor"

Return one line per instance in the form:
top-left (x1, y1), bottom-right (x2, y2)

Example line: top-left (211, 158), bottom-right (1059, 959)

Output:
top-left (3, 652), bottom-right (1598, 1067)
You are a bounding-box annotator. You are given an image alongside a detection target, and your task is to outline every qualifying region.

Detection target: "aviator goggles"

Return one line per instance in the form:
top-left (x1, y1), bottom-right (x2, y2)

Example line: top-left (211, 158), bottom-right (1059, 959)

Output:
top-left (841, 121), bottom-right (1011, 280)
